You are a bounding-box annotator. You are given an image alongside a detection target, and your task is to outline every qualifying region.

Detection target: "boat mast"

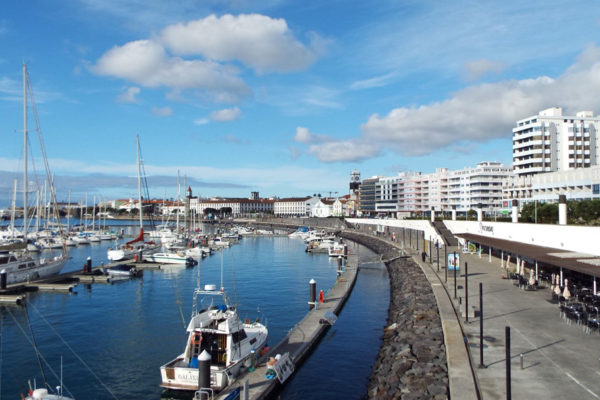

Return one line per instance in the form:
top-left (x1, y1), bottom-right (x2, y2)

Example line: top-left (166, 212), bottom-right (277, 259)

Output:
top-left (10, 178), bottom-right (17, 237)
top-left (22, 63), bottom-right (28, 242)
top-left (136, 134), bottom-right (143, 229)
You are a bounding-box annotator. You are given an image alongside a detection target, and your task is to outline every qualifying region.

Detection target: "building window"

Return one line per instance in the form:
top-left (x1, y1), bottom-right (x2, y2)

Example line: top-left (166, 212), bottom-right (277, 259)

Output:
top-left (594, 184), bottom-right (600, 195)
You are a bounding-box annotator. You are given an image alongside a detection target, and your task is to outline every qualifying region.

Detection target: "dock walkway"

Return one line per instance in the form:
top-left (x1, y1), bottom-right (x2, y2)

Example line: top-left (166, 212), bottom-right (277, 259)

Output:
top-left (216, 254), bottom-right (358, 400)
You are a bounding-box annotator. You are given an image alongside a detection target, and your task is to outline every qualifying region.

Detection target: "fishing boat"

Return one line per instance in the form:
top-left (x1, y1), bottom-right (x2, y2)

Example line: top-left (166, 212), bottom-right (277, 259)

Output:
top-left (160, 259), bottom-right (268, 392)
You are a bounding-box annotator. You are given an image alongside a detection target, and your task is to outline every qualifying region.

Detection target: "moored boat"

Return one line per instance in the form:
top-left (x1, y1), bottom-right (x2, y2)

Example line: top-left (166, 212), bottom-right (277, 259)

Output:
top-left (145, 251), bottom-right (196, 266)
top-left (160, 284), bottom-right (268, 392)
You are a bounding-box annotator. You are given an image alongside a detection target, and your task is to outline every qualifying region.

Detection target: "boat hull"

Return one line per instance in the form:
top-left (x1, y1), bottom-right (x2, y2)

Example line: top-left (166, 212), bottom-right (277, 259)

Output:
top-left (3, 256), bottom-right (67, 285)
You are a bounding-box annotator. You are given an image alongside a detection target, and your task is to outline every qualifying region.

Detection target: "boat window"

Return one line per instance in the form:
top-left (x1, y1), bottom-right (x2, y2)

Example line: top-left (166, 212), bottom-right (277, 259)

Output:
top-left (232, 329), bottom-right (248, 344)
top-left (0, 257), bottom-right (7, 265)
top-left (19, 264), bottom-right (27, 269)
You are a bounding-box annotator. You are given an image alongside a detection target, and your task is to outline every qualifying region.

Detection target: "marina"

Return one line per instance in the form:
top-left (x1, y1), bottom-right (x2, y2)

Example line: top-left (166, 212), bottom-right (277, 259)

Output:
top-left (0, 229), bottom-right (389, 399)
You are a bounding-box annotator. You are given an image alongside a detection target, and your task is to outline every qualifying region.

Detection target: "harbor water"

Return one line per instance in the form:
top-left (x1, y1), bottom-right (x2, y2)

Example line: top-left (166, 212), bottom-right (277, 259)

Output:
top-left (0, 225), bottom-right (389, 399)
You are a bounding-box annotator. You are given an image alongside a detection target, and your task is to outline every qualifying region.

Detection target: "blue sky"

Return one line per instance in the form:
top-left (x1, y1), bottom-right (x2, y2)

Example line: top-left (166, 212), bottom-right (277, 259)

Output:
top-left (1, 0), bottom-right (600, 205)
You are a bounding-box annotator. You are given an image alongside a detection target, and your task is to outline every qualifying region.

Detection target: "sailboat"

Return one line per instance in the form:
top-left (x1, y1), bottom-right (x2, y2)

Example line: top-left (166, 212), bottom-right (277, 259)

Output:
top-left (160, 253), bottom-right (268, 392)
top-left (107, 135), bottom-right (159, 261)
top-left (0, 64), bottom-right (68, 285)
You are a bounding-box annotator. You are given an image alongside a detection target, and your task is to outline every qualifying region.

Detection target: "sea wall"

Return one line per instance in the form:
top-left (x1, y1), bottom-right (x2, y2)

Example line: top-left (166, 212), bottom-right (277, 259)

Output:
top-left (341, 232), bottom-right (449, 400)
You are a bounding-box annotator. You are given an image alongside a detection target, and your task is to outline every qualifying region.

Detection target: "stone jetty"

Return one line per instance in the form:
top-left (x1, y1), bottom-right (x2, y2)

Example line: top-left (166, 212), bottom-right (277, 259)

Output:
top-left (341, 232), bottom-right (449, 400)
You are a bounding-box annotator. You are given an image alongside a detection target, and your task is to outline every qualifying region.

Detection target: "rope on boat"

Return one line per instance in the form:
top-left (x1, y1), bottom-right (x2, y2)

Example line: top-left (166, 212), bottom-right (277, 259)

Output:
top-left (26, 299), bottom-right (119, 400)
top-left (5, 307), bottom-right (75, 399)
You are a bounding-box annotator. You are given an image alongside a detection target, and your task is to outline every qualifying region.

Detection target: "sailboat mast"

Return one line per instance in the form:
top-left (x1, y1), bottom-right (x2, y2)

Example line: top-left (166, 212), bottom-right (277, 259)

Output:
top-left (22, 63), bottom-right (28, 239)
top-left (136, 134), bottom-right (143, 228)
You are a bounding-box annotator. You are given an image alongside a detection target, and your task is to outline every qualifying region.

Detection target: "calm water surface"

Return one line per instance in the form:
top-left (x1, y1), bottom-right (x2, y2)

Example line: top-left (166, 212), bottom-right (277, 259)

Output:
top-left (0, 228), bottom-right (389, 399)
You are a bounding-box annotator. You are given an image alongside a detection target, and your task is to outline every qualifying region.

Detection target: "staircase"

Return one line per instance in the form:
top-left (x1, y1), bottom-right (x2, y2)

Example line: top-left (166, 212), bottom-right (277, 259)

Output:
top-left (432, 220), bottom-right (459, 247)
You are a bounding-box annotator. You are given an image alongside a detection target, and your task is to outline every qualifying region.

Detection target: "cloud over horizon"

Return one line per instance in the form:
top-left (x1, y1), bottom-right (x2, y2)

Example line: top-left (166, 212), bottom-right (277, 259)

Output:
top-left (302, 45), bottom-right (600, 162)
top-left (92, 13), bottom-right (327, 104)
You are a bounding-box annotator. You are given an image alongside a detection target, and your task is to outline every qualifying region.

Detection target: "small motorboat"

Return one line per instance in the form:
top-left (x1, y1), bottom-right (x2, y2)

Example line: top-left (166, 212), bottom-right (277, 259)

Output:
top-left (105, 263), bottom-right (140, 277)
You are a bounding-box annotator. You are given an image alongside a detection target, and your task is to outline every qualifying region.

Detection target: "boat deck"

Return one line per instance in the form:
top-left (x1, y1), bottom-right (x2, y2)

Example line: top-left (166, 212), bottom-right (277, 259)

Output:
top-left (215, 254), bottom-right (359, 400)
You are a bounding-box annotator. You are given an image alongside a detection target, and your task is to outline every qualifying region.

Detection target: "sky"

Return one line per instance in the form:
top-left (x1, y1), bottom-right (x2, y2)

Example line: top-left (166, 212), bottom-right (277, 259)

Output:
top-left (1, 0), bottom-right (600, 206)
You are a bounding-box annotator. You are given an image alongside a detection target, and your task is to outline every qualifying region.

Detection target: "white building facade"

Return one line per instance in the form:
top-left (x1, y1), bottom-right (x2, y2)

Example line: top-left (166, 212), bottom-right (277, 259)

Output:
top-left (513, 107), bottom-right (600, 177)
top-left (273, 197), bottom-right (319, 217)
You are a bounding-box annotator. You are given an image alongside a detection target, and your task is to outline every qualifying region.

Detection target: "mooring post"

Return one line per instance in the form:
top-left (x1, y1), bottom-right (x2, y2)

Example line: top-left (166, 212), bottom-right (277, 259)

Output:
top-left (198, 350), bottom-right (212, 391)
top-left (506, 326), bottom-right (511, 400)
top-left (0, 269), bottom-right (6, 289)
top-left (309, 279), bottom-right (316, 310)
top-left (479, 282), bottom-right (484, 368)
top-left (465, 262), bottom-right (469, 322)
top-left (86, 256), bottom-right (92, 273)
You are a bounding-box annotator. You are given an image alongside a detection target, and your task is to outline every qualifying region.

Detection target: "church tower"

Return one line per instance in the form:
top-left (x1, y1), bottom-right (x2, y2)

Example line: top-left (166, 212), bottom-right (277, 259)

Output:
top-left (349, 169), bottom-right (361, 195)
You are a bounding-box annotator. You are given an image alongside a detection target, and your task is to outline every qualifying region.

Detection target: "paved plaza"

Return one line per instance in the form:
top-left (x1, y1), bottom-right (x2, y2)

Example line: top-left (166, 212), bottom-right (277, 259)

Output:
top-left (424, 247), bottom-right (600, 400)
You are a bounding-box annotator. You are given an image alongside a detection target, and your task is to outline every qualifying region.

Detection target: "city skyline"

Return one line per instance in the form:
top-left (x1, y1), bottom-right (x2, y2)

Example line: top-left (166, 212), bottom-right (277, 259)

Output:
top-left (2, 1), bottom-right (600, 206)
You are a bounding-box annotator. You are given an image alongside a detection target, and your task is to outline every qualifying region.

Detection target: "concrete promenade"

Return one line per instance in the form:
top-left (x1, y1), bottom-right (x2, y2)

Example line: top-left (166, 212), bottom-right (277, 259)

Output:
top-left (439, 248), bottom-right (600, 400)
top-left (352, 227), bottom-right (600, 399)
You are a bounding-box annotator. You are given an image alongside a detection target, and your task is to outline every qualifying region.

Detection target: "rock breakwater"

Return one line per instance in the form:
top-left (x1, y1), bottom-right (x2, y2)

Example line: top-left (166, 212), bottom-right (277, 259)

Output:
top-left (341, 232), bottom-right (448, 400)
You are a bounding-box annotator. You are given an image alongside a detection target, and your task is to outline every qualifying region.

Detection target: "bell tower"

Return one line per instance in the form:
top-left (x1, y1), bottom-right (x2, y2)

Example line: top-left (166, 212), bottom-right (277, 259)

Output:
top-left (349, 169), bottom-right (361, 195)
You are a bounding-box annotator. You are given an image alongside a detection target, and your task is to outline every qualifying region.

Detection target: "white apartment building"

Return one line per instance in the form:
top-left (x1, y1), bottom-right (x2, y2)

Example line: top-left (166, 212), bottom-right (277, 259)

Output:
top-left (513, 107), bottom-right (600, 177)
top-left (446, 161), bottom-right (511, 214)
top-left (274, 197), bottom-right (320, 217)
top-left (360, 162), bottom-right (511, 217)
top-left (504, 165), bottom-right (600, 204)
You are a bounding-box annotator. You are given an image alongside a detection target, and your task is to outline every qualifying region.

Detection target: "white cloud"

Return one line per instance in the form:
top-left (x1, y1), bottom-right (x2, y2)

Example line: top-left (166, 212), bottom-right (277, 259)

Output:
top-left (350, 72), bottom-right (398, 90)
top-left (293, 127), bottom-right (313, 144)
top-left (210, 106), bottom-right (241, 122)
top-left (151, 106), bottom-right (173, 116)
top-left (292, 127), bottom-right (379, 162)
top-left (307, 140), bottom-right (380, 163)
top-left (92, 39), bottom-right (251, 102)
top-left (117, 86), bottom-right (141, 103)
top-left (464, 59), bottom-right (505, 81)
top-left (194, 118), bottom-right (210, 125)
top-left (161, 14), bottom-right (327, 73)
top-left (305, 45), bottom-right (600, 161)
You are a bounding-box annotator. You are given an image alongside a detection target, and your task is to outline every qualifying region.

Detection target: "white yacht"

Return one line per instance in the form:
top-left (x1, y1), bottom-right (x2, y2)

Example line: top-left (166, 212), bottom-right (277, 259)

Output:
top-left (145, 251), bottom-right (196, 265)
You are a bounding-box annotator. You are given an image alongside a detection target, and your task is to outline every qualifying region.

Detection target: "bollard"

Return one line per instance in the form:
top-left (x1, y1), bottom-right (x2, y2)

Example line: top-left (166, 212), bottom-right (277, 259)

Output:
top-left (479, 282), bottom-right (484, 368)
top-left (465, 262), bottom-right (469, 322)
top-left (506, 326), bottom-right (511, 400)
top-left (86, 256), bottom-right (92, 273)
top-left (244, 380), bottom-right (249, 400)
top-left (138, 249), bottom-right (143, 263)
top-left (309, 279), bottom-right (316, 311)
top-left (520, 353), bottom-right (524, 370)
top-left (0, 269), bottom-right (6, 289)
top-left (197, 350), bottom-right (212, 390)
top-left (454, 253), bottom-right (457, 299)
